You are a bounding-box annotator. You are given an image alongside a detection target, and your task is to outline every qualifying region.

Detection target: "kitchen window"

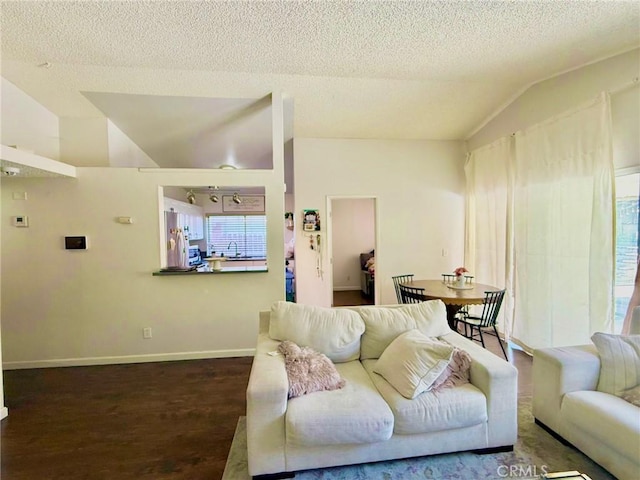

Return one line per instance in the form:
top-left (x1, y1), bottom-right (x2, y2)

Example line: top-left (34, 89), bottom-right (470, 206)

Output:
top-left (206, 215), bottom-right (267, 258)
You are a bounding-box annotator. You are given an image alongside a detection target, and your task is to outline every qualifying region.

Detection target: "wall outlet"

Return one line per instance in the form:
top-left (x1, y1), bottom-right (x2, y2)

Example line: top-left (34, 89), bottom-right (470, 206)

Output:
top-left (143, 327), bottom-right (152, 339)
top-left (441, 248), bottom-right (449, 257)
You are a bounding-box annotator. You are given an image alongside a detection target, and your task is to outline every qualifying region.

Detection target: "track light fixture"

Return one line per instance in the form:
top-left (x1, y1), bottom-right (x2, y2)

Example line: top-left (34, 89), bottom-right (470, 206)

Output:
top-left (232, 192), bottom-right (242, 204)
top-left (209, 186), bottom-right (219, 203)
top-left (186, 189), bottom-right (196, 205)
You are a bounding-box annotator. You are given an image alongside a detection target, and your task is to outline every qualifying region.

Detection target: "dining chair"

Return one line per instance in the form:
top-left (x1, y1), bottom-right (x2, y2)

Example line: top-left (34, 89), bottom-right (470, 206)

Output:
top-left (399, 285), bottom-right (426, 304)
top-left (392, 274), bottom-right (414, 303)
top-left (455, 289), bottom-right (508, 360)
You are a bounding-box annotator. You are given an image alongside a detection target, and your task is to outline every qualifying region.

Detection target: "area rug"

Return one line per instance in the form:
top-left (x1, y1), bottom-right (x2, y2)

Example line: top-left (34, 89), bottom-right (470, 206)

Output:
top-left (222, 397), bottom-right (615, 480)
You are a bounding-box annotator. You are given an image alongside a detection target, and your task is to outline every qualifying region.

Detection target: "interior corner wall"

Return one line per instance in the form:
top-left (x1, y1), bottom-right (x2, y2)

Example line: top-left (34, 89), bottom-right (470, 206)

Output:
top-left (0, 168), bottom-right (285, 368)
top-left (0, 77), bottom-right (60, 160)
top-left (59, 117), bottom-right (110, 166)
top-left (294, 138), bottom-right (466, 307)
top-left (466, 48), bottom-right (640, 170)
top-left (107, 120), bottom-right (159, 167)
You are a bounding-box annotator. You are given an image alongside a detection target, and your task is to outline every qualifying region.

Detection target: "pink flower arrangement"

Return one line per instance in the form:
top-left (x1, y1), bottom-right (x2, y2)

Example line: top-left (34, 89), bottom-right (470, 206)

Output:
top-left (454, 267), bottom-right (468, 276)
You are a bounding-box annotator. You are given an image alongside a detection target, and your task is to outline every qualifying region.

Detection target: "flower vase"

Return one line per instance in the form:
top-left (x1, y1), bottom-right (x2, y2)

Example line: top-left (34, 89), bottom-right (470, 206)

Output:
top-left (456, 275), bottom-right (465, 287)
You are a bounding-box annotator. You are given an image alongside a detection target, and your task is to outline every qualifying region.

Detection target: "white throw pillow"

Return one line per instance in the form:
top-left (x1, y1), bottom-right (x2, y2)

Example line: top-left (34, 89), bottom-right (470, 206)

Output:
top-left (591, 332), bottom-right (640, 396)
top-left (358, 300), bottom-right (451, 359)
top-left (373, 329), bottom-right (454, 399)
top-left (269, 301), bottom-right (365, 363)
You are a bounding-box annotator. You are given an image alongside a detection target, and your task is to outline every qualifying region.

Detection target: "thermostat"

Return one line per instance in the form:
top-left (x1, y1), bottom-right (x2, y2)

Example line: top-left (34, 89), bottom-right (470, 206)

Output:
top-left (12, 216), bottom-right (29, 227)
top-left (65, 236), bottom-right (88, 250)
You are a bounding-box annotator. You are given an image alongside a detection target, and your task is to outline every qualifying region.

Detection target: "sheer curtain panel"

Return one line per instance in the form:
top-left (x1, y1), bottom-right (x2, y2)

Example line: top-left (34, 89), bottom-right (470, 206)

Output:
top-left (512, 93), bottom-right (614, 350)
top-left (465, 137), bottom-right (515, 341)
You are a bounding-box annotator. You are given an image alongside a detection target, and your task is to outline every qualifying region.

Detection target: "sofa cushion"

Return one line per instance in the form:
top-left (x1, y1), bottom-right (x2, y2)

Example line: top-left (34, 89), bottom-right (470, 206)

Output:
top-left (285, 360), bottom-right (394, 446)
top-left (277, 341), bottom-right (345, 398)
top-left (358, 300), bottom-right (451, 360)
top-left (591, 332), bottom-right (640, 396)
top-left (363, 359), bottom-right (487, 435)
top-left (562, 390), bottom-right (640, 462)
top-left (373, 329), bottom-right (454, 399)
top-left (269, 301), bottom-right (365, 363)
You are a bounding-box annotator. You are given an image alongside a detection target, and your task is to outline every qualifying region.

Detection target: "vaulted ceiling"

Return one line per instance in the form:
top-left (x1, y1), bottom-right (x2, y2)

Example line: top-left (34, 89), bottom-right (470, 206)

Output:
top-left (1, 1), bottom-right (638, 167)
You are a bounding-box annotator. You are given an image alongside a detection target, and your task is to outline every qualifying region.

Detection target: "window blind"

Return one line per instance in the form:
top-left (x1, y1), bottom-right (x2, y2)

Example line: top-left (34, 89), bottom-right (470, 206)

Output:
top-left (206, 215), bottom-right (267, 257)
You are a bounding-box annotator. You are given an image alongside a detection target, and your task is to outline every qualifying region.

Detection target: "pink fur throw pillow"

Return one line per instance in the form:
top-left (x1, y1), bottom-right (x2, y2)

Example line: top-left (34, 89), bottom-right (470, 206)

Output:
top-left (278, 340), bottom-right (346, 398)
top-left (431, 346), bottom-right (472, 391)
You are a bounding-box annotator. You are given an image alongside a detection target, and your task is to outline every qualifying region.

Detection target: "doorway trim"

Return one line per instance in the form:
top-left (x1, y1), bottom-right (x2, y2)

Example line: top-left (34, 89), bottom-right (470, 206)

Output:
top-left (326, 195), bottom-right (380, 306)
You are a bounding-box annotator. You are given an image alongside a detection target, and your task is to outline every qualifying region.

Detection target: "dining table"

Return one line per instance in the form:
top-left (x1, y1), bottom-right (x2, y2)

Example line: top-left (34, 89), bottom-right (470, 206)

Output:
top-left (399, 279), bottom-right (501, 329)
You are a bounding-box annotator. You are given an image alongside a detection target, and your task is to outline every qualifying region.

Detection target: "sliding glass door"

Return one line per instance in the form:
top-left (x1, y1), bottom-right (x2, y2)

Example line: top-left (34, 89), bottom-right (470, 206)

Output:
top-left (615, 172), bottom-right (639, 333)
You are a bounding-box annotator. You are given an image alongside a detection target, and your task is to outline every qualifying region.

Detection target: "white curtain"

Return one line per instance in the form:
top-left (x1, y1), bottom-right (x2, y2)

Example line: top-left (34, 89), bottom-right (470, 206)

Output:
top-left (512, 93), bottom-right (614, 350)
top-left (465, 137), bottom-right (515, 340)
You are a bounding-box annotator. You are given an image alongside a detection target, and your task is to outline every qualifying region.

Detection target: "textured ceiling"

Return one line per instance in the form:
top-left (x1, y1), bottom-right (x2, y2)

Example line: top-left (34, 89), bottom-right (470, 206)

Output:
top-left (1, 1), bottom-right (639, 156)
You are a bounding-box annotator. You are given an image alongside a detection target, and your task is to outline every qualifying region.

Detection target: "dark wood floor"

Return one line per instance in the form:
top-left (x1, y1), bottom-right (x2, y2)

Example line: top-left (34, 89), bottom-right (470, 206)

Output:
top-left (1, 330), bottom-right (531, 480)
top-left (1, 357), bottom-right (253, 480)
top-left (333, 289), bottom-right (374, 306)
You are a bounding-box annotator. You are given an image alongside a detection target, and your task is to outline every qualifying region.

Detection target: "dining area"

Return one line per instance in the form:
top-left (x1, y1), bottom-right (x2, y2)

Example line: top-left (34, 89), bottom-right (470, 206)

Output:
top-left (392, 273), bottom-right (508, 360)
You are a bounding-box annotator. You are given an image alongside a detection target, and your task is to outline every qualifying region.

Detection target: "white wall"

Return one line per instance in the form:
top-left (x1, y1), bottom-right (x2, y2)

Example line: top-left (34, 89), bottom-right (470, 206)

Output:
top-left (59, 117), bottom-right (110, 166)
top-left (467, 48), bottom-right (640, 170)
top-left (0, 78), bottom-right (60, 160)
top-left (107, 120), bottom-right (159, 167)
top-left (0, 181), bottom-right (6, 420)
top-left (331, 198), bottom-right (375, 290)
top-left (294, 138), bottom-right (466, 306)
top-left (0, 168), bottom-right (284, 368)
top-left (1, 91), bottom-right (287, 369)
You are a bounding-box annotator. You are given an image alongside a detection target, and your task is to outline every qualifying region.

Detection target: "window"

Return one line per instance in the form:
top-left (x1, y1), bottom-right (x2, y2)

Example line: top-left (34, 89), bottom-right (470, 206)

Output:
top-left (615, 172), bottom-right (639, 333)
top-left (206, 215), bottom-right (267, 258)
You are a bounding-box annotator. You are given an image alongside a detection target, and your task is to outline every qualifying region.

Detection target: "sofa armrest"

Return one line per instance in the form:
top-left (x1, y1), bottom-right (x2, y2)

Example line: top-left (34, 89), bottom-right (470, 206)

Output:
top-left (441, 332), bottom-right (518, 447)
top-left (532, 344), bottom-right (600, 433)
top-left (246, 332), bottom-right (289, 477)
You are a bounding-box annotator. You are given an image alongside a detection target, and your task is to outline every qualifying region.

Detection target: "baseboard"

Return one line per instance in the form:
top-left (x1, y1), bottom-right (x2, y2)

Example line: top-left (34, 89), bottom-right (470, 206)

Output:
top-left (3, 348), bottom-right (255, 370)
top-left (333, 286), bottom-right (361, 292)
top-left (0, 407), bottom-right (8, 420)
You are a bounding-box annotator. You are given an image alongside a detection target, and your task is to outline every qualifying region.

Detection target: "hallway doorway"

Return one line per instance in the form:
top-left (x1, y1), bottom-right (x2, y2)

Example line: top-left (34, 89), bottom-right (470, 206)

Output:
top-left (327, 196), bottom-right (378, 307)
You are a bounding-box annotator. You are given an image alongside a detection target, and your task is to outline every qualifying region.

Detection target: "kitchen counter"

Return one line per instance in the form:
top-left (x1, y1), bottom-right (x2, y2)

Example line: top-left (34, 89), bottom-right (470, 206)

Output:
top-left (223, 256), bottom-right (267, 262)
top-left (152, 266), bottom-right (268, 276)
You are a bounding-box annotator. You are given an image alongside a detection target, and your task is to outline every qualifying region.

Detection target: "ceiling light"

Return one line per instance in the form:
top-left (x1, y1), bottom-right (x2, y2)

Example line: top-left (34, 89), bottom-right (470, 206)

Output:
top-left (186, 189), bottom-right (196, 204)
top-left (232, 192), bottom-right (242, 204)
top-left (219, 164), bottom-right (237, 170)
top-left (1, 166), bottom-right (20, 176)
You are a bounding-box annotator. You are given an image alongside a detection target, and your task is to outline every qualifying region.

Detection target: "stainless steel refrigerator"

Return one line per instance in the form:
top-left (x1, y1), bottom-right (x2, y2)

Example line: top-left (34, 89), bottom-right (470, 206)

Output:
top-left (165, 211), bottom-right (188, 269)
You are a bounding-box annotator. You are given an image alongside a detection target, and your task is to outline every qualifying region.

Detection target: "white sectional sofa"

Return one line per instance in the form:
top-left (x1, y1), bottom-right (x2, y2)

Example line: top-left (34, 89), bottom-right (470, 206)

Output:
top-left (533, 334), bottom-right (640, 480)
top-left (246, 301), bottom-right (518, 479)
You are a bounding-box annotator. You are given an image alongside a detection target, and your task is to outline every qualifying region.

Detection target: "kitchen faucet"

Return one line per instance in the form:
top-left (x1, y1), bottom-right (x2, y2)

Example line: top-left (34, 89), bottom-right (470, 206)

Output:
top-left (228, 241), bottom-right (239, 257)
